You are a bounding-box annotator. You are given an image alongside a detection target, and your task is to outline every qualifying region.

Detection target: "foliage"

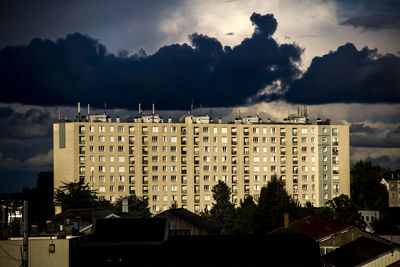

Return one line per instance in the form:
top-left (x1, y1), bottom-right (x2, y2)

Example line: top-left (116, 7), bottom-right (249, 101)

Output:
top-left (350, 160), bottom-right (389, 210)
top-left (169, 201), bottom-right (178, 209)
top-left (254, 176), bottom-right (299, 234)
top-left (317, 194), bottom-right (365, 229)
top-left (54, 181), bottom-right (110, 211)
top-left (371, 208), bottom-right (400, 235)
top-left (232, 195), bottom-right (257, 235)
top-left (23, 172), bottom-right (54, 226)
top-left (210, 181), bottom-right (236, 233)
top-left (114, 195), bottom-right (151, 217)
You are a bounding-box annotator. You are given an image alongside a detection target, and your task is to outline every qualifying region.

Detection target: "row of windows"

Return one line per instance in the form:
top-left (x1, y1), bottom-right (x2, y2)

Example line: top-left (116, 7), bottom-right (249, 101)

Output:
top-left (79, 125), bottom-right (340, 136)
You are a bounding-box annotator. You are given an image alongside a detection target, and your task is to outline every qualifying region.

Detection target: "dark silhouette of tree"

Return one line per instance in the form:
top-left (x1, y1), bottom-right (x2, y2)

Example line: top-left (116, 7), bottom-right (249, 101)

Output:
top-left (54, 181), bottom-right (110, 211)
top-left (114, 195), bottom-right (151, 217)
top-left (232, 195), bottom-right (257, 235)
top-left (317, 194), bottom-right (365, 229)
top-left (210, 181), bottom-right (236, 233)
top-left (351, 160), bottom-right (389, 210)
top-left (23, 172), bottom-right (54, 226)
top-left (254, 176), bottom-right (299, 234)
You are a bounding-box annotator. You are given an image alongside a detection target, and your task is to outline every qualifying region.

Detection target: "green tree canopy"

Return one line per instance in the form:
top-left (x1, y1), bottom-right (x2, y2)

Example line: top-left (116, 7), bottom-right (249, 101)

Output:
top-left (23, 172), bottom-right (54, 225)
top-left (54, 181), bottom-right (110, 211)
top-left (232, 195), bottom-right (257, 235)
top-left (317, 194), bottom-right (365, 229)
top-left (351, 160), bottom-right (389, 210)
top-left (254, 176), bottom-right (299, 234)
top-left (114, 195), bottom-right (151, 217)
top-left (210, 181), bottom-right (236, 233)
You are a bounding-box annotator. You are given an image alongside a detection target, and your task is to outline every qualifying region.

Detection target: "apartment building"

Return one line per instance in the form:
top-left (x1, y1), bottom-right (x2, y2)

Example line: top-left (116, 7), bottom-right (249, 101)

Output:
top-left (53, 104), bottom-right (350, 213)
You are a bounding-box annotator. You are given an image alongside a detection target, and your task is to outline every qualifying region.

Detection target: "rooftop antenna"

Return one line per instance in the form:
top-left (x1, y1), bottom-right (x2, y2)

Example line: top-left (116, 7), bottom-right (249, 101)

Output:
top-left (58, 107), bottom-right (61, 121)
top-left (104, 101), bottom-right (107, 114)
top-left (297, 106), bottom-right (300, 116)
top-left (190, 99), bottom-right (194, 115)
top-left (88, 104), bottom-right (90, 115)
top-left (139, 103), bottom-right (142, 115)
top-left (200, 104), bottom-right (203, 116)
top-left (78, 102), bottom-right (81, 115)
top-left (152, 103), bottom-right (155, 115)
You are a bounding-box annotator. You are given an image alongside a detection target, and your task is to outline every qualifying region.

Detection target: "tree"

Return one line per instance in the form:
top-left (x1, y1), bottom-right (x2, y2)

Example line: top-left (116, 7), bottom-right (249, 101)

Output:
top-left (23, 172), bottom-right (54, 226)
top-left (114, 195), bottom-right (151, 217)
top-left (210, 181), bottom-right (236, 233)
top-left (351, 160), bottom-right (389, 210)
top-left (232, 195), bottom-right (257, 235)
top-left (254, 176), bottom-right (299, 234)
top-left (54, 181), bottom-right (110, 211)
top-left (317, 194), bottom-right (365, 229)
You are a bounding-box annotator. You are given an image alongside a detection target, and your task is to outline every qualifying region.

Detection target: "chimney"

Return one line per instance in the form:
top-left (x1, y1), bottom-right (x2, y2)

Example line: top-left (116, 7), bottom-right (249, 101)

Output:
top-left (139, 103), bottom-right (142, 115)
top-left (116, 116), bottom-right (120, 123)
top-left (168, 117), bottom-right (172, 123)
top-left (88, 104), bottom-right (90, 115)
top-left (218, 117), bottom-right (222, 124)
top-left (122, 198), bottom-right (129, 213)
top-left (152, 103), bottom-right (155, 114)
top-left (78, 102), bottom-right (81, 114)
top-left (284, 213), bottom-right (289, 228)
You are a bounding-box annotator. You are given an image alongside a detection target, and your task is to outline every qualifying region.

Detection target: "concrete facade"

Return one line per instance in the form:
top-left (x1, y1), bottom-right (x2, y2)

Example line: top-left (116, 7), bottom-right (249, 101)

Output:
top-left (54, 108), bottom-right (350, 213)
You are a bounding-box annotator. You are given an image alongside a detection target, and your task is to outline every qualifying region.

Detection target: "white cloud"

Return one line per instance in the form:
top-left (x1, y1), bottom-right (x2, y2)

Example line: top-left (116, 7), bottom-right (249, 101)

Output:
top-left (156, 0), bottom-right (400, 69)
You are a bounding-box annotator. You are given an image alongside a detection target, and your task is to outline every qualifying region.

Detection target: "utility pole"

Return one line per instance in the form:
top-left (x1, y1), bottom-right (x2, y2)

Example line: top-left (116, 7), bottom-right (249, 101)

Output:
top-left (23, 200), bottom-right (28, 267)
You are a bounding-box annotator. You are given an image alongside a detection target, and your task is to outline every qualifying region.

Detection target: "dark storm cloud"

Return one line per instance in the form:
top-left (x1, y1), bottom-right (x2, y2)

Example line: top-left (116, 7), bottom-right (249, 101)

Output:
top-left (284, 43), bottom-right (400, 104)
top-left (350, 122), bottom-right (400, 148)
top-left (0, 106), bottom-right (53, 138)
top-left (0, 0), bottom-right (183, 52)
top-left (0, 13), bottom-right (303, 110)
top-left (340, 13), bottom-right (400, 30)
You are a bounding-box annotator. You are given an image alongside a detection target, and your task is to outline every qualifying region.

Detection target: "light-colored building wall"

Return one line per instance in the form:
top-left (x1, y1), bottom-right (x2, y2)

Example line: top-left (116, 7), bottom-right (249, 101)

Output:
top-left (0, 238), bottom-right (70, 267)
top-left (53, 112), bottom-right (350, 213)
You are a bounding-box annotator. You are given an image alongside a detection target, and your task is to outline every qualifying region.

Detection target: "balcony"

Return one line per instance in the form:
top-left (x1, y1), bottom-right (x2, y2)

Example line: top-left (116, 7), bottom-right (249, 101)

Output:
top-left (181, 189), bottom-right (187, 194)
top-left (332, 142), bottom-right (339, 146)
top-left (129, 189), bottom-right (135, 194)
top-left (244, 189), bottom-right (250, 193)
top-left (244, 170), bottom-right (250, 174)
top-left (142, 141), bottom-right (148, 145)
top-left (142, 160), bottom-right (148, 165)
top-left (142, 189), bottom-right (148, 194)
top-left (181, 170), bottom-right (187, 174)
top-left (293, 179), bottom-right (298, 183)
top-left (231, 141), bottom-right (237, 145)
top-left (181, 140), bottom-right (186, 145)
top-left (194, 160), bottom-right (200, 165)
top-left (244, 179), bottom-right (249, 184)
top-left (293, 189), bottom-right (299, 194)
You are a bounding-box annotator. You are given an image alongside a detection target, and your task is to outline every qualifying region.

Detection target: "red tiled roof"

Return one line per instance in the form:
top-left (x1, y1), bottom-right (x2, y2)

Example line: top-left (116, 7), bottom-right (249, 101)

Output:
top-left (270, 215), bottom-right (350, 241)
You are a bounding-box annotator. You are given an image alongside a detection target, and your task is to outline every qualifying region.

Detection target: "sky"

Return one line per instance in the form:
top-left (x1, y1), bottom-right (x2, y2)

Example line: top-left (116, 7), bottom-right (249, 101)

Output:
top-left (0, 0), bottom-right (399, 192)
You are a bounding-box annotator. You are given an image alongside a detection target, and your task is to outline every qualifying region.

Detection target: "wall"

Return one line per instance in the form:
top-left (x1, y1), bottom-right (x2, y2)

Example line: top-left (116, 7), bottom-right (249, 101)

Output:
top-left (0, 238), bottom-right (70, 267)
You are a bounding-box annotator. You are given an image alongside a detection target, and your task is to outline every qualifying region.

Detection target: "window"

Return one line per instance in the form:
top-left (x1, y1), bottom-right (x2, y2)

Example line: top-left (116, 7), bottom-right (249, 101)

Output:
top-left (99, 166), bottom-right (106, 172)
top-left (118, 126), bottom-right (124, 132)
top-left (270, 128), bottom-right (276, 134)
top-left (221, 137), bottom-right (227, 143)
top-left (99, 126), bottom-right (105, 132)
top-left (118, 146), bottom-right (124, 152)
top-left (118, 186), bottom-right (125, 192)
top-left (118, 166), bottom-right (125, 172)
top-left (99, 186), bottom-right (105, 192)
top-left (171, 136), bottom-right (177, 143)
top-left (152, 126), bottom-right (158, 133)
top-left (301, 128), bottom-right (307, 134)
top-left (109, 186), bottom-right (114, 192)
top-left (118, 156), bottom-right (125, 162)
top-left (221, 127), bottom-right (227, 133)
